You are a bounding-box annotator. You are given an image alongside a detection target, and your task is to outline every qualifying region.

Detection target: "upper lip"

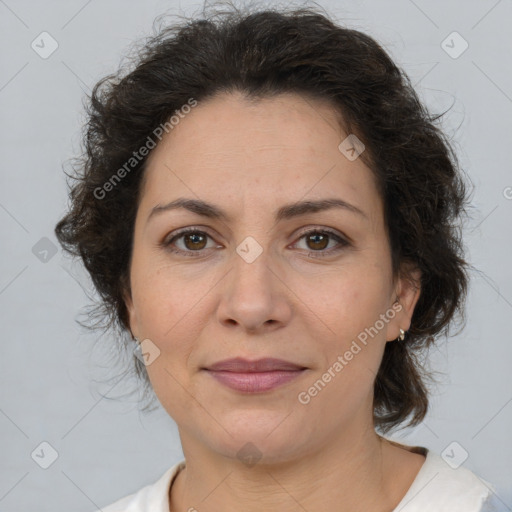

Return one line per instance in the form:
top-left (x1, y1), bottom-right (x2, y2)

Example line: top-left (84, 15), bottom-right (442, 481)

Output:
top-left (203, 357), bottom-right (307, 372)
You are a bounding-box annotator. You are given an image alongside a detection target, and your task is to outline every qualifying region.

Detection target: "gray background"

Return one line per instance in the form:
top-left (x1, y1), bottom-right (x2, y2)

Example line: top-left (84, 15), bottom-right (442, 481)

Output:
top-left (1, 0), bottom-right (511, 510)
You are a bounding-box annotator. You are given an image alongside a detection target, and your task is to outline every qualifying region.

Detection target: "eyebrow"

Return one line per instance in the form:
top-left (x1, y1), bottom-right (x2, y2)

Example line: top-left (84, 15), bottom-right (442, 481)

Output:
top-left (147, 197), bottom-right (368, 224)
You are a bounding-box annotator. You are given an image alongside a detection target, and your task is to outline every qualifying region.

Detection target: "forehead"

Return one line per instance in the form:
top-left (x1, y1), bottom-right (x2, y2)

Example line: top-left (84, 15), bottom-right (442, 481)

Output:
top-left (140, 91), bottom-right (382, 224)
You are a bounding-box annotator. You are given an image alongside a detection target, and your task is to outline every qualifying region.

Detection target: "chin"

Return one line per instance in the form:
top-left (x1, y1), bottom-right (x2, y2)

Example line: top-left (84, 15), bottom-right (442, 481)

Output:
top-left (206, 411), bottom-right (312, 465)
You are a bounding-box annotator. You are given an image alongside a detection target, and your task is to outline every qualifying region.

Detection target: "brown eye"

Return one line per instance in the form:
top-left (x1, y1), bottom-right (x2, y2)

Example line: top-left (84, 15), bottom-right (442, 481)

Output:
top-left (305, 232), bottom-right (330, 251)
top-left (182, 231), bottom-right (208, 250)
top-left (163, 229), bottom-right (217, 256)
top-left (293, 228), bottom-right (350, 258)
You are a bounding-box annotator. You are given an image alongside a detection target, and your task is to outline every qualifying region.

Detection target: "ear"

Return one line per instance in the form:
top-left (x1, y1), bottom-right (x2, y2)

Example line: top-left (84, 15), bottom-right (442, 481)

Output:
top-left (121, 276), bottom-right (139, 341)
top-left (386, 261), bottom-right (422, 342)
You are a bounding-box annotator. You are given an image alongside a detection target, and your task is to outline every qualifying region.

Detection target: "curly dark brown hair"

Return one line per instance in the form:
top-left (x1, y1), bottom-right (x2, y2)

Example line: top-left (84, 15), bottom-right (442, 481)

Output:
top-left (55, 2), bottom-right (472, 434)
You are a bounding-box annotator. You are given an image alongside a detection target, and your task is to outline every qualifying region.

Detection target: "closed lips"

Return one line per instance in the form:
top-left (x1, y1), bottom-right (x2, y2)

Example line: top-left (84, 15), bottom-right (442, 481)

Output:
top-left (203, 357), bottom-right (307, 372)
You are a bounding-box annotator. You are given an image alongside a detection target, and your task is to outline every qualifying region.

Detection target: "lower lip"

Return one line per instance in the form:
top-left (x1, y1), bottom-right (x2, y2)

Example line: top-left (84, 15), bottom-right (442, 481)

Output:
top-left (204, 370), bottom-right (306, 392)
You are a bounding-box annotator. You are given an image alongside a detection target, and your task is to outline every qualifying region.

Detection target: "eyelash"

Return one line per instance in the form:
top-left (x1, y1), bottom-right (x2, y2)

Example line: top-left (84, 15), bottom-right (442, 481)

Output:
top-left (161, 227), bottom-right (350, 259)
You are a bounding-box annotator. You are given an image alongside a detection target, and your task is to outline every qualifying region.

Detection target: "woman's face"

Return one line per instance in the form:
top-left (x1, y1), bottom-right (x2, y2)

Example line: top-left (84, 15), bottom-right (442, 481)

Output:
top-left (125, 91), bottom-right (420, 464)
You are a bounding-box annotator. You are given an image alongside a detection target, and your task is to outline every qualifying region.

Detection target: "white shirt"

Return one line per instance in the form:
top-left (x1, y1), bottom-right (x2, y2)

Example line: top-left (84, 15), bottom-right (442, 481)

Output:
top-left (95, 445), bottom-right (504, 512)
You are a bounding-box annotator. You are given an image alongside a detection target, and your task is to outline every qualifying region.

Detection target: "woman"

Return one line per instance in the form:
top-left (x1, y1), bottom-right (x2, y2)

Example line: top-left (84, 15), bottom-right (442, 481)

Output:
top-left (54, 3), bottom-right (504, 511)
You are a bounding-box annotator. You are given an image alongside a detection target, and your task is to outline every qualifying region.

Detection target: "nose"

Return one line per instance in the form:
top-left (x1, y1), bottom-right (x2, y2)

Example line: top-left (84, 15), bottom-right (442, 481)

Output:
top-left (216, 242), bottom-right (292, 333)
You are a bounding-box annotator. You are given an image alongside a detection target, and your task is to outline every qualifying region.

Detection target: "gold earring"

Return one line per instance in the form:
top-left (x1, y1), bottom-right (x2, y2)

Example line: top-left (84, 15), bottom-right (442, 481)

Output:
top-left (398, 328), bottom-right (405, 341)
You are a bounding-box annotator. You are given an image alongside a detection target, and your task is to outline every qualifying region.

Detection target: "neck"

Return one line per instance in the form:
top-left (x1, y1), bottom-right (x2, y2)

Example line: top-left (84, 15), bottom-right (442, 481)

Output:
top-left (169, 425), bottom-right (407, 512)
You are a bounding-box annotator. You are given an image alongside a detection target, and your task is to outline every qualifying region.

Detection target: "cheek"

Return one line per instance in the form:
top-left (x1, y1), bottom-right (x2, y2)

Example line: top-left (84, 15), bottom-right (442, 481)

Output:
top-left (132, 267), bottom-right (204, 412)
top-left (298, 278), bottom-right (388, 418)
top-left (129, 265), bottom-right (203, 397)
top-left (298, 267), bottom-right (389, 340)
top-left (130, 255), bottom-right (211, 336)
top-left (296, 264), bottom-right (391, 397)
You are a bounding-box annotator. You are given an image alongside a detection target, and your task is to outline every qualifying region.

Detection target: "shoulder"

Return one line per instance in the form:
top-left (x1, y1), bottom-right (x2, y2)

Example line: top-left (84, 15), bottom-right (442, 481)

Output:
top-left (392, 446), bottom-right (498, 512)
top-left (92, 461), bottom-right (185, 512)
